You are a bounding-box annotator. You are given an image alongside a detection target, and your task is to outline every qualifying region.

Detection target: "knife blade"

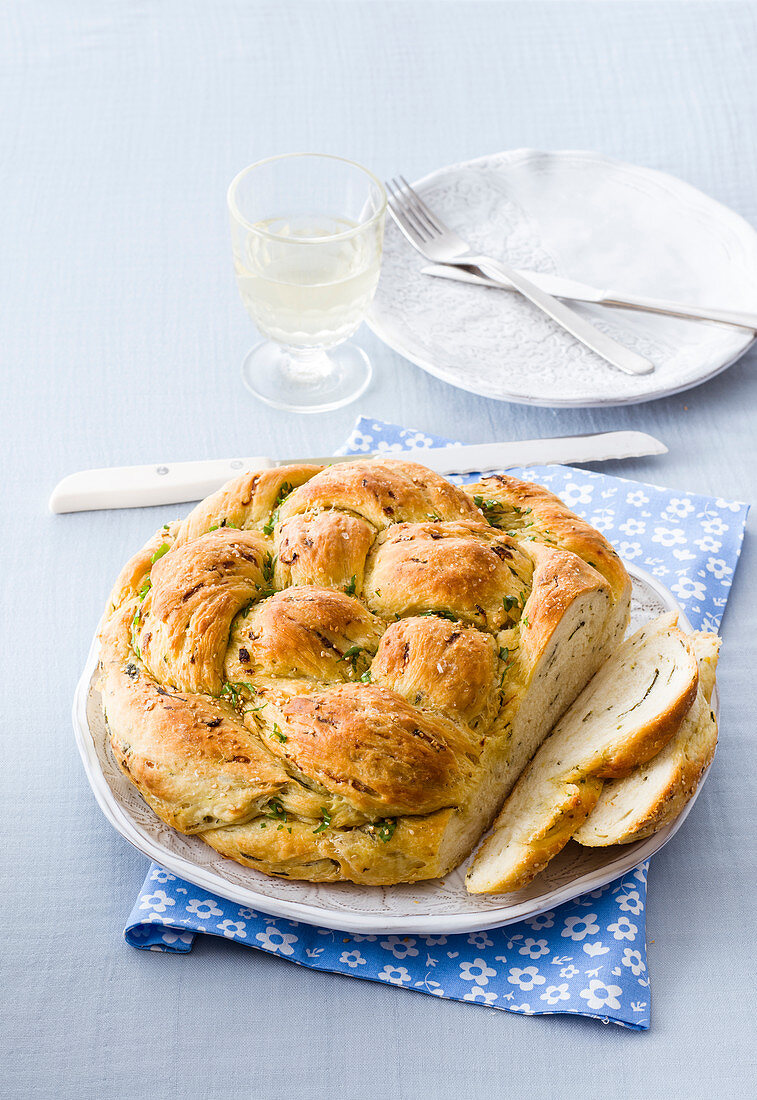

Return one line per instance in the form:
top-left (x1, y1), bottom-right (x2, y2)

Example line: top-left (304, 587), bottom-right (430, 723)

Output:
top-left (48, 431), bottom-right (667, 514)
top-left (420, 263), bottom-right (757, 331)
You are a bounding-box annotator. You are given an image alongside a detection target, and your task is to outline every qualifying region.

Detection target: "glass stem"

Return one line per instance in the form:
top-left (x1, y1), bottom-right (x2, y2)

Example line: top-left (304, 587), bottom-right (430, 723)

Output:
top-left (282, 345), bottom-right (334, 383)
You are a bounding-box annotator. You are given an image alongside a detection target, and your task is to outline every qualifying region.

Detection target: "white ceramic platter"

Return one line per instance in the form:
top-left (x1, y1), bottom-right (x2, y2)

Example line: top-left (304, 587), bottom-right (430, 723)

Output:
top-left (74, 563), bottom-right (716, 935)
top-left (367, 149), bottom-right (757, 406)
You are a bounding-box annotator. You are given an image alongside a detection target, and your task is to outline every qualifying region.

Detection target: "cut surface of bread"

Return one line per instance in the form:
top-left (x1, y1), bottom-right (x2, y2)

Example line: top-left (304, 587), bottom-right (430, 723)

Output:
top-left (574, 633), bottom-right (720, 847)
top-left (466, 613), bottom-right (700, 894)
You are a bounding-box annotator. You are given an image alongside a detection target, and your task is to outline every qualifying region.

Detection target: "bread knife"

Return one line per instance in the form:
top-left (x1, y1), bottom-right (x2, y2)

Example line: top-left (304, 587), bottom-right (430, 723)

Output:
top-left (48, 432), bottom-right (667, 514)
top-left (420, 263), bottom-right (757, 331)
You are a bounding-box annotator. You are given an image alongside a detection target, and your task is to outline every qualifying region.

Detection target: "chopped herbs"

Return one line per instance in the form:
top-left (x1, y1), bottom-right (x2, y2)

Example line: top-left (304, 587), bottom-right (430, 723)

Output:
top-left (130, 605), bottom-right (142, 657)
top-left (264, 800), bottom-right (287, 822)
top-left (344, 574), bottom-right (357, 596)
top-left (338, 644), bottom-right (364, 674)
top-left (360, 669), bottom-right (372, 683)
top-left (137, 578), bottom-right (151, 600)
top-left (471, 499), bottom-right (534, 529)
top-left (270, 723), bottom-right (287, 743)
top-left (498, 646), bottom-right (515, 685)
top-left (473, 495), bottom-right (506, 525)
top-left (244, 700), bottom-right (268, 714)
top-left (254, 552), bottom-right (277, 599)
top-left (150, 543), bottom-right (170, 564)
top-left (520, 614), bottom-right (530, 629)
top-left (262, 552), bottom-right (275, 586)
top-left (263, 482), bottom-right (294, 535)
top-left (312, 808), bottom-right (332, 834)
top-left (220, 681), bottom-right (253, 707)
top-left (375, 818), bottom-right (397, 843)
top-left (419, 609), bottom-right (460, 622)
top-left (502, 594), bottom-right (520, 612)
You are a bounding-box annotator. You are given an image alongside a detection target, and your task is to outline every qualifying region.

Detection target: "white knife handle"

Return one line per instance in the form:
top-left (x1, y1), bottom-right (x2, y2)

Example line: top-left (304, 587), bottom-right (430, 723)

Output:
top-left (48, 457), bottom-right (274, 514)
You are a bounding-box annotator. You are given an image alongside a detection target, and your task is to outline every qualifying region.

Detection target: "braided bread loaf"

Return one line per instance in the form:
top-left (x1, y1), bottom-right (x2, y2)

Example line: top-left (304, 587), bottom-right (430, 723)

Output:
top-left (99, 459), bottom-right (630, 886)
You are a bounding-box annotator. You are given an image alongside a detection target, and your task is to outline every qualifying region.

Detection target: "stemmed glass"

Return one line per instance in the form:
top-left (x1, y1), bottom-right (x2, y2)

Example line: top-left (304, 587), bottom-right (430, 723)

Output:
top-left (228, 153), bottom-right (386, 412)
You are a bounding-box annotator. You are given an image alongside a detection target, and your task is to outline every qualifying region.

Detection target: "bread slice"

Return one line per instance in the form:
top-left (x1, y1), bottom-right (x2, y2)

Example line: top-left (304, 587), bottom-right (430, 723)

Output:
top-left (574, 633), bottom-right (719, 847)
top-left (465, 613), bottom-right (700, 893)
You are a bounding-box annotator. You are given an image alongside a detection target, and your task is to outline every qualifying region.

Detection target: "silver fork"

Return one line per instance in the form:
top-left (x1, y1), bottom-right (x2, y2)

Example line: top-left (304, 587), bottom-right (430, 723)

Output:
top-left (386, 175), bottom-right (654, 376)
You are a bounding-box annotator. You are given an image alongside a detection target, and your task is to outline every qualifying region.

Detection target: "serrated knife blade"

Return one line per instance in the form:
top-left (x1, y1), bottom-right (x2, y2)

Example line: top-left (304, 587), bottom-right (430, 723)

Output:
top-left (48, 431), bottom-right (667, 514)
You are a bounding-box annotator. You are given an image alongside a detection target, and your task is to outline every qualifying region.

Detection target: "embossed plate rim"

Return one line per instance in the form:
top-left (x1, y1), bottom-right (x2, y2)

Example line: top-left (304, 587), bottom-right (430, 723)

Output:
top-left (366, 148), bottom-right (757, 407)
top-left (73, 564), bottom-right (716, 934)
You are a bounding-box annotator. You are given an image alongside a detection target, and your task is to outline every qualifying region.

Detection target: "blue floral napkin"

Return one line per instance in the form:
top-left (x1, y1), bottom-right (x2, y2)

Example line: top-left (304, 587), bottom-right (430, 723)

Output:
top-left (125, 418), bottom-right (748, 1029)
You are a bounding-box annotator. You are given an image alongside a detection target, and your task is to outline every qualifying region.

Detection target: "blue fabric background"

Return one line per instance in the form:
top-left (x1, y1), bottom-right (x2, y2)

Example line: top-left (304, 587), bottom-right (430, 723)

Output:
top-left (126, 418), bottom-right (747, 1030)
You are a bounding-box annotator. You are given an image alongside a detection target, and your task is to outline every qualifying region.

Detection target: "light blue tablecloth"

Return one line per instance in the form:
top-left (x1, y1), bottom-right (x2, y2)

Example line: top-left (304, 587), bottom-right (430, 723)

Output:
top-left (3, 2), bottom-right (757, 1097)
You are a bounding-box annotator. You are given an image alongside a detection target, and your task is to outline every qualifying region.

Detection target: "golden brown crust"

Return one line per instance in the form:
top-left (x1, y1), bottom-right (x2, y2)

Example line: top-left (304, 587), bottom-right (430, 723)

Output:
top-left (371, 616), bottom-right (499, 726)
top-left (278, 458), bottom-right (484, 530)
top-left (107, 525), bottom-right (178, 613)
top-left (518, 544), bottom-right (611, 675)
top-left (176, 464), bottom-right (324, 544)
top-left (275, 511), bottom-right (375, 591)
top-left (363, 520), bottom-right (532, 629)
top-left (100, 605), bottom-right (287, 834)
top-left (226, 587), bottom-right (383, 684)
top-left (136, 529), bottom-right (271, 695)
top-left (280, 685), bottom-right (477, 817)
top-left (468, 472), bottom-right (630, 605)
top-left (202, 809), bottom-right (455, 885)
top-left (99, 457), bottom-right (631, 885)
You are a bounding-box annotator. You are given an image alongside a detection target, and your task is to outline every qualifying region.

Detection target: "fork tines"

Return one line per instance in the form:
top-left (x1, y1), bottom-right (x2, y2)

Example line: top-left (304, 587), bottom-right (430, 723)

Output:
top-left (385, 175), bottom-right (443, 242)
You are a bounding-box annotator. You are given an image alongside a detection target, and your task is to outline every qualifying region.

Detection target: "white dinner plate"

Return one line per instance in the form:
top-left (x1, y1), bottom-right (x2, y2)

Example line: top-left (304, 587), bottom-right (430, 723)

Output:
top-left (367, 149), bottom-right (757, 406)
top-left (74, 563), bottom-right (717, 935)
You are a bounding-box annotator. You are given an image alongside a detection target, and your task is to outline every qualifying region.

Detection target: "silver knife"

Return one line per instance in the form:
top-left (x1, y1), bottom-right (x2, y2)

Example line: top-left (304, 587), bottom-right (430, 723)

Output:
top-left (421, 263), bottom-right (757, 331)
top-left (48, 431), bottom-right (667, 514)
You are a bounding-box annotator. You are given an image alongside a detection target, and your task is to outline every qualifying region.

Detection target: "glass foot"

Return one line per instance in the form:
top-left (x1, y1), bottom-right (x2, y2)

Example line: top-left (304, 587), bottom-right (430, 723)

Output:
top-left (240, 340), bottom-right (372, 413)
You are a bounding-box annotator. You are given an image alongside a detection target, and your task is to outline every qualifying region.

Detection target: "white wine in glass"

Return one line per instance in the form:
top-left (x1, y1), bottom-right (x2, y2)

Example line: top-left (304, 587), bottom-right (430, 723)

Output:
top-left (228, 155), bottom-right (386, 412)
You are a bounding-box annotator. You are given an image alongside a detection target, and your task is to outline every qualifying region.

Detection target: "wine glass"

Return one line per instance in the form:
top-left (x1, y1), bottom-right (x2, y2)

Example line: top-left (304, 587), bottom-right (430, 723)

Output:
top-left (228, 153), bottom-right (386, 412)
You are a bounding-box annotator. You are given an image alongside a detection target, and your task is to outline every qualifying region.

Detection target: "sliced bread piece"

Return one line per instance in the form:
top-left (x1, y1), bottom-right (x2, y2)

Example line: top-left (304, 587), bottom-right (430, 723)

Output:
top-left (466, 613), bottom-right (700, 894)
top-left (690, 631), bottom-right (720, 702)
top-left (574, 633), bottom-right (720, 847)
